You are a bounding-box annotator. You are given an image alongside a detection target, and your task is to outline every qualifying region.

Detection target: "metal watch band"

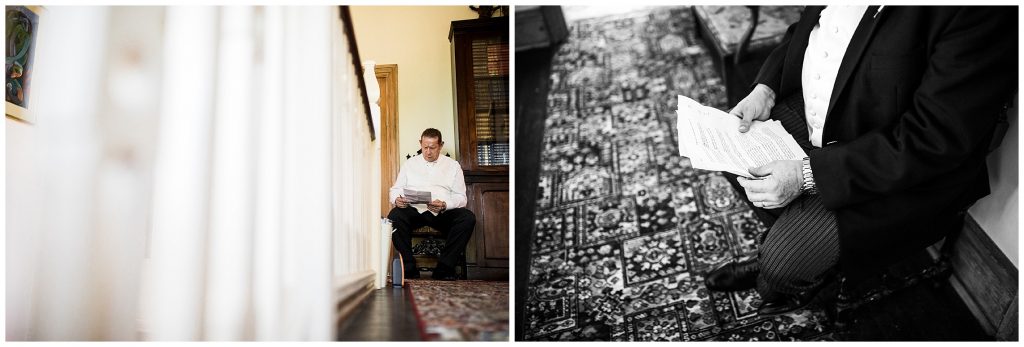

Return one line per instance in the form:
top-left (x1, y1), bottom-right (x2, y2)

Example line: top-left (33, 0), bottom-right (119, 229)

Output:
top-left (801, 157), bottom-right (818, 195)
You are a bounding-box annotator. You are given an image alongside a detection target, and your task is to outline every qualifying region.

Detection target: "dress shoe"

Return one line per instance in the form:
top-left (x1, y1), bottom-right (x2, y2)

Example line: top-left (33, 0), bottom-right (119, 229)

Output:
top-left (757, 292), bottom-right (813, 316)
top-left (705, 257), bottom-right (759, 291)
top-left (757, 281), bottom-right (826, 316)
top-left (431, 263), bottom-right (458, 281)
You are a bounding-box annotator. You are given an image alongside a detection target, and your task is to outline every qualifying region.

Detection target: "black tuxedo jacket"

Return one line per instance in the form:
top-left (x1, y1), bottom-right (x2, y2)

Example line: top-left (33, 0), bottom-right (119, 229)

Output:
top-left (755, 6), bottom-right (1017, 276)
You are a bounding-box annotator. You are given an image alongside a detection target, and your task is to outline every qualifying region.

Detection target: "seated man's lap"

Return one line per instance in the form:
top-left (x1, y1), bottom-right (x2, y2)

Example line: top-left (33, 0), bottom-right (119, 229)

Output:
top-left (723, 91), bottom-right (815, 226)
top-left (387, 206), bottom-right (429, 228)
top-left (388, 207), bottom-right (475, 235)
top-left (757, 194), bottom-right (840, 295)
top-left (433, 208), bottom-right (476, 236)
top-left (737, 93), bottom-right (844, 295)
top-left (718, 92), bottom-right (840, 294)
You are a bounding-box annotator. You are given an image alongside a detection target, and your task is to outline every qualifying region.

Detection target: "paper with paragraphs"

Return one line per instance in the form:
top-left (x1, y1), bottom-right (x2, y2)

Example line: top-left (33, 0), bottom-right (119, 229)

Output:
top-left (676, 95), bottom-right (805, 178)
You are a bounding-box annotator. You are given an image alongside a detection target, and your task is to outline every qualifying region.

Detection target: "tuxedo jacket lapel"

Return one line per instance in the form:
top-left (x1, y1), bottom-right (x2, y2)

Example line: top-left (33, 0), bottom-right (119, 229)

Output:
top-left (825, 5), bottom-right (886, 120)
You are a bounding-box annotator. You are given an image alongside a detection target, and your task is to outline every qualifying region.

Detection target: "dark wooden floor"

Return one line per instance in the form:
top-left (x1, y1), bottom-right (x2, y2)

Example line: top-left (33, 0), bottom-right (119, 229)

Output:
top-left (336, 286), bottom-right (422, 341)
top-left (514, 45), bottom-right (558, 342)
top-left (840, 278), bottom-right (989, 340)
top-left (513, 42), bottom-right (992, 341)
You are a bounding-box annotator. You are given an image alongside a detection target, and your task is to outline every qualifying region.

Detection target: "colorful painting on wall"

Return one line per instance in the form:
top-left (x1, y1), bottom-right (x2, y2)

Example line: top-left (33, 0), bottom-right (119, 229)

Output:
top-left (6, 5), bottom-right (42, 123)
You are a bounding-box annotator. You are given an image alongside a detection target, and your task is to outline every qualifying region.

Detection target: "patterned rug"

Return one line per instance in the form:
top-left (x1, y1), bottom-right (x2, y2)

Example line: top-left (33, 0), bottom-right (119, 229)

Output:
top-left (407, 279), bottom-right (509, 341)
top-left (524, 7), bottom-right (833, 341)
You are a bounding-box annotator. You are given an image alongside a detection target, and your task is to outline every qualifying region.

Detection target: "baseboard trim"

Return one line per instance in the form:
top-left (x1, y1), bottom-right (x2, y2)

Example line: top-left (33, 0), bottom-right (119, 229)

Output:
top-left (334, 270), bottom-right (376, 327)
top-left (931, 214), bottom-right (1018, 340)
top-left (945, 261), bottom-right (997, 336)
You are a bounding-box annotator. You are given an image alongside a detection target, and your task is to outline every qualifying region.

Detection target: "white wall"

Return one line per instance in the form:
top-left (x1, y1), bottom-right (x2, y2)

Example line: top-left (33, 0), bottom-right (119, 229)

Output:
top-left (6, 113), bottom-right (43, 341)
top-left (349, 6), bottom-right (478, 166)
top-left (969, 94), bottom-right (1019, 267)
top-left (6, 6), bottom-right (111, 340)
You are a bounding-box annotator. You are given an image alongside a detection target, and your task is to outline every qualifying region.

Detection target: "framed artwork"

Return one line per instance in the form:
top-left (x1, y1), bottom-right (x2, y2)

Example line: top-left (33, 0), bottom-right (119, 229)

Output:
top-left (6, 5), bottom-right (42, 123)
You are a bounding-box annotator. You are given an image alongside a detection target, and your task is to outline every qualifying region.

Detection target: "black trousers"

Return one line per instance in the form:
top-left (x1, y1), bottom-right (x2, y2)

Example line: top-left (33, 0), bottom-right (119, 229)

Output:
top-left (388, 206), bottom-right (476, 271)
top-left (725, 92), bottom-right (840, 298)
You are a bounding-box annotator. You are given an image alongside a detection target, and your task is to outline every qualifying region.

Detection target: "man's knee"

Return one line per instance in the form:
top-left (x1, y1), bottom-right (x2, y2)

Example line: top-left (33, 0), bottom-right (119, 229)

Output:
top-left (758, 242), bottom-right (835, 294)
top-left (757, 258), bottom-right (802, 292)
top-left (451, 208), bottom-right (476, 227)
top-left (387, 206), bottom-right (416, 222)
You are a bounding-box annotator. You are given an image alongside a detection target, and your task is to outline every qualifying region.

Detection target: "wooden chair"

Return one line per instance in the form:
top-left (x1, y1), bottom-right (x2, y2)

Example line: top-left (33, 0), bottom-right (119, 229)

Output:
top-left (827, 214), bottom-right (963, 329)
top-left (693, 6), bottom-right (803, 106)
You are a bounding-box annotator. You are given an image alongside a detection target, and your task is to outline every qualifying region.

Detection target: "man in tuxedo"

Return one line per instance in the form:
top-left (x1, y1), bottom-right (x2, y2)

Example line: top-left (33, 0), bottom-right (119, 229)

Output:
top-left (704, 6), bottom-right (1017, 315)
top-left (388, 128), bottom-right (475, 280)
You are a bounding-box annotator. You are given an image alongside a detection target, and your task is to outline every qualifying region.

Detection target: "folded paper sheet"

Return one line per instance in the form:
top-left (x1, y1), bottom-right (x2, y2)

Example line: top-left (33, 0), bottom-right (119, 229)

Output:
top-left (676, 95), bottom-right (806, 178)
top-left (403, 188), bottom-right (432, 204)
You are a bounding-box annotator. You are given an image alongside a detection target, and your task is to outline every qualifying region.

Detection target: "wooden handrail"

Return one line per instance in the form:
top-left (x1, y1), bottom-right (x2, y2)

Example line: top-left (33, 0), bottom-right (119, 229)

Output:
top-left (339, 6), bottom-right (376, 141)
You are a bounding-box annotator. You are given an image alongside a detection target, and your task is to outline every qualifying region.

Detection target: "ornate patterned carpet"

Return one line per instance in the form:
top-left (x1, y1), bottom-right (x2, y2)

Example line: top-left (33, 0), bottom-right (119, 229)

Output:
top-left (407, 280), bottom-right (509, 341)
top-left (524, 7), bottom-right (833, 341)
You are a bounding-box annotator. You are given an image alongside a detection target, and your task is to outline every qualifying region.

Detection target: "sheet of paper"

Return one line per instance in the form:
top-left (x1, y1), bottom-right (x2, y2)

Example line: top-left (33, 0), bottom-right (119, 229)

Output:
top-left (676, 95), bottom-right (806, 178)
top-left (403, 188), bottom-right (432, 204)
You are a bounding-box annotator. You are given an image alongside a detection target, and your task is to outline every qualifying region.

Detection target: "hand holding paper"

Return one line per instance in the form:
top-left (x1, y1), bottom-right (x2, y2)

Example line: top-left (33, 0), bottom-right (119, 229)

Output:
top-left (676, 95), bottom-right (805, 178)
top-left (730, 84), bottom-right (776, 133)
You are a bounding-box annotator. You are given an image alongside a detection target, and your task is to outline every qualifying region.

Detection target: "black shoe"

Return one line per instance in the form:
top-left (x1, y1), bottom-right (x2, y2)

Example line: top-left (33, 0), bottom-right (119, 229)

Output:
top-left (705, 257), bottom-right (759, 291)
top-left (757, 280), bottom-right (828, 316)
top-left (757, 292), bottom-right (813, 316)
top-left (431, 263), bottom-right (458, 281)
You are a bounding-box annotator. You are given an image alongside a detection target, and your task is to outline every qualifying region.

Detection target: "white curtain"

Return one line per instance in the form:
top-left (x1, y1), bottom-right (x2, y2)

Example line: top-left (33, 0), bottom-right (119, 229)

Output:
top-left (6, 6), bottom-right (378, 341)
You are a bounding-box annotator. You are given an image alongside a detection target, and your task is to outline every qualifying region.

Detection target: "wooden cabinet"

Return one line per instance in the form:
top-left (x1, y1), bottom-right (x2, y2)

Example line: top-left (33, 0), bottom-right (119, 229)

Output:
top-left (450, 17), bottom-right (509, 279)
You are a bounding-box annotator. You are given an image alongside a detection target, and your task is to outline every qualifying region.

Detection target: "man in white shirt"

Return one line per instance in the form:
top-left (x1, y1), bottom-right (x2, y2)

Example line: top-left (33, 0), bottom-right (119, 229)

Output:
top-left (703, 6), bottom-right (1016, 315)
top-left (388, 128), bottom-right (475, 280)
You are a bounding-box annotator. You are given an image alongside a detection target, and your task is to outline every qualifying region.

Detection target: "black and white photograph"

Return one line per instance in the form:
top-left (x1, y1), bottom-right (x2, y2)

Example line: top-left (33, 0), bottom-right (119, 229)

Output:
top-left (515, 5), bottom-right (1018, 341)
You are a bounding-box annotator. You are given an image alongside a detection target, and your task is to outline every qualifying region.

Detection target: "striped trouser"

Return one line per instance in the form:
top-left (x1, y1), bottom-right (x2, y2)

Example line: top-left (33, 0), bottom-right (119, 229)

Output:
top-left (753, 91), bottom-right (839, 299)
top-left (755, 193), bottom-right (840, 299)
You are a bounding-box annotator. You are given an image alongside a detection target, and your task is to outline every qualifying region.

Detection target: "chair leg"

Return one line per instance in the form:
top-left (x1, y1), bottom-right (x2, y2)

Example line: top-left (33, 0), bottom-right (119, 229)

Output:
top-left (935, 222), bottom-right (961, 282)
top-left (458, 251), bottom-right (468, 280)
top-left (832, 275), bottom-right (856, 329)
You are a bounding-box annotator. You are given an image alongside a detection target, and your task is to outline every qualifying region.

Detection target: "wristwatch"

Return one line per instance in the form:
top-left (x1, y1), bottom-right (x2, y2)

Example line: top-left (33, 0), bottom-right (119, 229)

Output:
top-left (801, 157), bottom-right (818, 195)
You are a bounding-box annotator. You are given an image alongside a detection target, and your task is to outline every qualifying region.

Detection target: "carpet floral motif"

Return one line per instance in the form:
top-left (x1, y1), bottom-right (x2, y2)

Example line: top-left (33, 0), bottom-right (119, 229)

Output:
top-left (407, 280), bottom-right (509, 341)
top-left (622, 229), bottom-right (688, 284)
top-left (525, 6), bottom-right (830, 341)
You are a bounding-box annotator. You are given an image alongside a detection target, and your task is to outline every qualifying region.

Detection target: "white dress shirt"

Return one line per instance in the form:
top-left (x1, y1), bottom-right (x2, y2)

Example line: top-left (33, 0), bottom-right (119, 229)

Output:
top-left (388, 154), bottom-right (468, 215)
top-left (802, 5), bottom-right (868, 147)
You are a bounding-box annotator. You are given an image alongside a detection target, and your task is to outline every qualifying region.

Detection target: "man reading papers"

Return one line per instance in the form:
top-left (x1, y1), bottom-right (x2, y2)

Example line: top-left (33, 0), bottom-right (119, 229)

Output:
top-left (681, 6), bottom-right (1017, 316)
top-left (389, 128), bottom-right (475, 280)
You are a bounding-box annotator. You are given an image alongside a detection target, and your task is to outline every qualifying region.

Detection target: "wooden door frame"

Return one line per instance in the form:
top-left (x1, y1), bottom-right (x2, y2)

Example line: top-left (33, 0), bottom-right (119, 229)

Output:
top-left (377, 64), bottom-right (399, 217)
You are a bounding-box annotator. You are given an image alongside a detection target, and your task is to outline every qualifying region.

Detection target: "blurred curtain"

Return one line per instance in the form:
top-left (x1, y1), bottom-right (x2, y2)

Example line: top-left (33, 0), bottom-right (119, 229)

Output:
top-left (6, 6), bottom-right (378, 341)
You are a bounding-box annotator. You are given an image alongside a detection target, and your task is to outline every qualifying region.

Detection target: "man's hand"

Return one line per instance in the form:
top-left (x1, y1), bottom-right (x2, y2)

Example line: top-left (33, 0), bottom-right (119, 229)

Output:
top-left (737, 160), bottom-right (803, 209)
top-left (395, 196), bottom-right (409, 208)
top-left (730, 84), bottom-right (776, 133)
top-left (427, 199), bottom-right (446, 214)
